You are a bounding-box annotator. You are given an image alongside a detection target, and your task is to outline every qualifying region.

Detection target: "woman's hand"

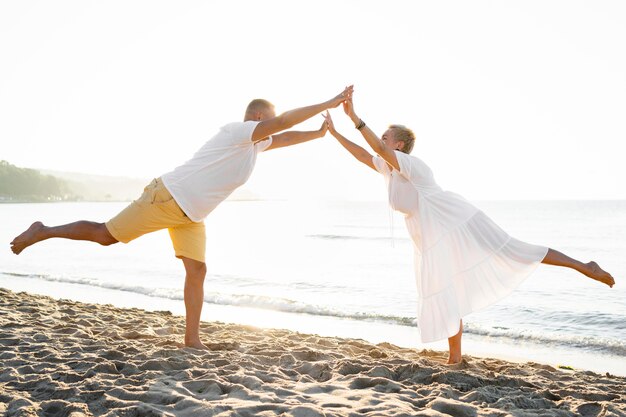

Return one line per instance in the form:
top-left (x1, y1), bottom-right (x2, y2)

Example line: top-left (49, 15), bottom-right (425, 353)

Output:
top-left (342, 98), bottom-right (360, 126)
top-left (343, 97), bottom-right (356, 118)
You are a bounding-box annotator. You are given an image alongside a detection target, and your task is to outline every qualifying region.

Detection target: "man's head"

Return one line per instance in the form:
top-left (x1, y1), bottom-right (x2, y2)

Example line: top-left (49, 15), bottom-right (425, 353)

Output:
top-left (382, 124), bottom-right (416, 154)
top-left (244, 99), bottom-right (276, 121)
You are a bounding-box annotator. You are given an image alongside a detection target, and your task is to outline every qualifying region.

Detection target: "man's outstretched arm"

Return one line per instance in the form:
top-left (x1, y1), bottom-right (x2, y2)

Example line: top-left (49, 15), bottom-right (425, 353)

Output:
top-left (264, 121), bottom-right (327, 151)
top-left (251, 85), bottom-right (353, 142)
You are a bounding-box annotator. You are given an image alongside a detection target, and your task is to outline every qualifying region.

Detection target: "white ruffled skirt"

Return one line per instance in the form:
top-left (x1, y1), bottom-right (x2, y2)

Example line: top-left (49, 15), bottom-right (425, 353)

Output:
top-left (407, 207), bottom-right (548, 343)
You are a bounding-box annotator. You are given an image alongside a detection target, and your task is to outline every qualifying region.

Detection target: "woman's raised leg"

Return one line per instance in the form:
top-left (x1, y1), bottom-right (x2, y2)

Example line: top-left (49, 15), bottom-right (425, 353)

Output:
top-left (541, 248), bottom-right (615, 287)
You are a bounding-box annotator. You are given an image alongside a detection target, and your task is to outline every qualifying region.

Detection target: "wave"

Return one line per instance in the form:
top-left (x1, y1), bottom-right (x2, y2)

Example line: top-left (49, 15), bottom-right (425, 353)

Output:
top-left (3, 271), bottom-right (625, 356)
top-left (307, 234), bottom-right (409, 242)
top-left (464, 323), bottom-right (626, 357)
top-left (0, 272), bottom-right (416, 326)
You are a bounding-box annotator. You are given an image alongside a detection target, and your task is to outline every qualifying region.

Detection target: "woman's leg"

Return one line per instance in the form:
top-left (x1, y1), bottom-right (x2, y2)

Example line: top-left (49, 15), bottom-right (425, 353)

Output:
top-left (447, 320), bottom-right (463, 364)
top-left (542, 248), bottom-right (615, 287)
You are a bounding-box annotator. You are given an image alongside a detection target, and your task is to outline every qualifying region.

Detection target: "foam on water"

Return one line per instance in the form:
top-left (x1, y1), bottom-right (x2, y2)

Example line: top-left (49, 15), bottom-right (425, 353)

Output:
top-left (4, 269), bottom-right (625, 357)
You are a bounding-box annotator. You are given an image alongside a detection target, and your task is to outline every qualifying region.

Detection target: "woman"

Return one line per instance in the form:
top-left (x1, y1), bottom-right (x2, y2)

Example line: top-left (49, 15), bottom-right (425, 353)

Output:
top-left (323, 100), bottom-right (615, 364)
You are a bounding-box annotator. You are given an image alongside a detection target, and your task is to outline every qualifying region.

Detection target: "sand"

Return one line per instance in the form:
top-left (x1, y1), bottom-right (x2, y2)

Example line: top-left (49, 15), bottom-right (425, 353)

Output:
top-left (1, 288), bottom-right (624, 417)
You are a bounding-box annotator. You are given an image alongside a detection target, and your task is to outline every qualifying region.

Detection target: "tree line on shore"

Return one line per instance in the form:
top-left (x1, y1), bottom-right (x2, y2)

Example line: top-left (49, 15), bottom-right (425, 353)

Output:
top-left (0, 160), bottom-right (78, 202)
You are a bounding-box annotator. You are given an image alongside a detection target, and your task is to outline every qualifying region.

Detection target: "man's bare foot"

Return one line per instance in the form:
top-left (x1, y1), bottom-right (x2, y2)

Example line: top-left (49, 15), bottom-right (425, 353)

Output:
top-left (10, 222), bottom-right (45, 255)
top-left (184, 338), bottom-right (209, 350)
top-left (582, 261), bottom-right (615, 288)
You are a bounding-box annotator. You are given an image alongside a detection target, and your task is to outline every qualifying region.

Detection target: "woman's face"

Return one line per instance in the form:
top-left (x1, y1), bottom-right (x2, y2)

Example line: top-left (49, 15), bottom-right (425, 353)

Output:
top-left (381, 129), bottom-right (404, 151)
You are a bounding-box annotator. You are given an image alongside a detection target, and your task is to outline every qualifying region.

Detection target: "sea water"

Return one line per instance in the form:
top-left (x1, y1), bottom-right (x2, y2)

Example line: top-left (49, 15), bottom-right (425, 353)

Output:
top-left (1, 200), bottom-right (624, 374)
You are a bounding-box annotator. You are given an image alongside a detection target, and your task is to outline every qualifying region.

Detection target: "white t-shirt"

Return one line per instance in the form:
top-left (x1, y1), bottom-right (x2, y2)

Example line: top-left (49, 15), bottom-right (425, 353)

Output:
top-left (161, 121), bottom-right (272, 222)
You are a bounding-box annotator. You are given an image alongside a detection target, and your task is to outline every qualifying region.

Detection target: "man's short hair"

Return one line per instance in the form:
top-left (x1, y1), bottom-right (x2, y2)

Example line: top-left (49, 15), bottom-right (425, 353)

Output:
top-left (245, 99), bottom-right (274, 117)
top-left (389, 124), bottom-right (416, 154)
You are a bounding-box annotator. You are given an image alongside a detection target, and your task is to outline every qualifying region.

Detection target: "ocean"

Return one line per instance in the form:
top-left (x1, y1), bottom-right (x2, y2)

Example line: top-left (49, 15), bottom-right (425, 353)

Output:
top-left (1, 199), bottom-right (625, 375)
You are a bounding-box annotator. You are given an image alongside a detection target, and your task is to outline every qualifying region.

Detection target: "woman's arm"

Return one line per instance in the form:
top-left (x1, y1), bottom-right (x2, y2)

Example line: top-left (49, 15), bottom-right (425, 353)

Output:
top-left (342, 99), bottom-right (400, 171)
top-left (265, 121), bottom-right (327, 151)
top-left (323, 112), bottom-right (376, 171)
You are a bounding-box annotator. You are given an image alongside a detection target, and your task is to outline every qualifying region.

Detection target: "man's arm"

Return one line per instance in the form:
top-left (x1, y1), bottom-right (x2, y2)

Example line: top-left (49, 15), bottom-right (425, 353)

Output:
top-left (265, 122), bottom-right (327, 151)
top-left (343, 99), bottom-right (399, 171)
top-left (323, 112), bottom-right (376, 171)
top-left (251, 85), bottom-right (353, 142)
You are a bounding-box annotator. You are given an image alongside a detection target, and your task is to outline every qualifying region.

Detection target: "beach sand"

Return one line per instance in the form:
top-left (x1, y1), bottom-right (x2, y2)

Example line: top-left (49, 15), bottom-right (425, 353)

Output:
top-left (1, 288), bottom-right (624, 417)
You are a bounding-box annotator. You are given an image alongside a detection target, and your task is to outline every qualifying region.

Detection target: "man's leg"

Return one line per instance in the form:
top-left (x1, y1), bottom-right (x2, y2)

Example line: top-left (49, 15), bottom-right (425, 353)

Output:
top-left (10, 179), bottom-right (176, 255)
top-left (181, 256), bottom-right (208, 349)
top-left (11, 221), bottom-right (117, 254)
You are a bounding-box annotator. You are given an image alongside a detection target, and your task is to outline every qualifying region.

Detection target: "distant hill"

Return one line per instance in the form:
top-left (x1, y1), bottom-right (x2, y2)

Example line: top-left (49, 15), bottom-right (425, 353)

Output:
top-left (40, 170), bottom-right (261, 201)
top-left (1, 161), bottom-right (260, 202)
top-left (0, 160), bottom-right (147, 202)
top-left (39, 169), bottom-right (149, 202)
top-left (0, 160), bottom-right (73, 202)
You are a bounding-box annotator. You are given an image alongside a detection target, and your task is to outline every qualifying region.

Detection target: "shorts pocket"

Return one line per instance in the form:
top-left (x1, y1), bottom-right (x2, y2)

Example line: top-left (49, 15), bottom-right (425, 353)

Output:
top-left (136, 180), bottom-right (157, 205)
top-left (152, 185), bottom-right (174, 204)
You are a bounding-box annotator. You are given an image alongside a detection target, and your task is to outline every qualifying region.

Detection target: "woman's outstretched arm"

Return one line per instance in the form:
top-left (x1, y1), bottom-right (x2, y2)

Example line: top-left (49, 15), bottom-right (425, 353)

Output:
top-left (342, 99), bottom-right (400, 171)
top-left (323, 112), bottom-right (376, 171)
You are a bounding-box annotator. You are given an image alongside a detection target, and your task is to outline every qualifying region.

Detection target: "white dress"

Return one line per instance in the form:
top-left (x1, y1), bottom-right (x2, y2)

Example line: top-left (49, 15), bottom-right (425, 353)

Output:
top-left (373, 152), bottom-right (548, 343)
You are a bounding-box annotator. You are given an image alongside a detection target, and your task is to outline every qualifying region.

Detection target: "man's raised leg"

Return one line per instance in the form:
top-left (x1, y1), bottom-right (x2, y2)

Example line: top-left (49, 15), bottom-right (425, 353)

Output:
top-left (10, 221), bottom-right (118, 254)
top-left (181, 256), bottom-right (208, 349)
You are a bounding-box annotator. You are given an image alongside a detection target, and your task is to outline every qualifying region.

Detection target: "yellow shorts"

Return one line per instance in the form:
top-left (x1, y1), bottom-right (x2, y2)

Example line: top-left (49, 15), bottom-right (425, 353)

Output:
top-left (105, 178), bottom-right (206, 263)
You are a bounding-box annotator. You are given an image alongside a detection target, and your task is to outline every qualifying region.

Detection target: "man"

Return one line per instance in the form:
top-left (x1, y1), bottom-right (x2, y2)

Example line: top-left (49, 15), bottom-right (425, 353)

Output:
top-left (10, 85), bottom-right (353, 349)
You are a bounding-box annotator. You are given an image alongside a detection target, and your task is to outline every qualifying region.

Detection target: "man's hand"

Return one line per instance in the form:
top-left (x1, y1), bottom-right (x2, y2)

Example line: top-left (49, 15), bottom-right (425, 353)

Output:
top-left (326, 85), bottom-right (354, 109)
top-left (319, 119), bottom-right (329, 137)
top-left (322, 111), bottom-right (337, 136)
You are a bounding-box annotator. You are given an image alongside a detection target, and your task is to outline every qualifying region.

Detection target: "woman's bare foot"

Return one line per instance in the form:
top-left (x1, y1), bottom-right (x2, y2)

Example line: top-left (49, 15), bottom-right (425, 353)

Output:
top-left (582, 261), bottom-right (615, 288)
top-left (184, 338), bottom-right (209, 350)
top-left (447, 355), bottom-right (462, 365)
top-left (10, 222), bottom-right (45, 255)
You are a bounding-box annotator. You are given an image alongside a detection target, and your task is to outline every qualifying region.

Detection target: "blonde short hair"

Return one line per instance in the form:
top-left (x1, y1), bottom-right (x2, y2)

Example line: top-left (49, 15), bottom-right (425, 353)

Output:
top-left (389, 124), bottom-right (415, 154)
top-left (245, 99), bottom-right (274, 118)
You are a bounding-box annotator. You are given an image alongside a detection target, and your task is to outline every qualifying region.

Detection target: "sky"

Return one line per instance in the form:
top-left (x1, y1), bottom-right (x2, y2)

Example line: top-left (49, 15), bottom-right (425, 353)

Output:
top-left (1, 1), bottom-right (625, 201)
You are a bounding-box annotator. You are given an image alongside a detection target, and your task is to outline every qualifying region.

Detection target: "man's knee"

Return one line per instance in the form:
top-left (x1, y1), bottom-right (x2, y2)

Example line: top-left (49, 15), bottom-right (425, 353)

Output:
top-left (98, 223), bottom-right (118, 246)
top-left (191, 263), bottom-right (207, 279)
top-left (182, 257), bottom-right (206, 278)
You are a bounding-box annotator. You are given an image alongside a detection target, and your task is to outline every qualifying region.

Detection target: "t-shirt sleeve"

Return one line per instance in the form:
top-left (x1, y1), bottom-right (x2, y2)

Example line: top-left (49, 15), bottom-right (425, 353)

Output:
top-left (230, 121), bottom-right (261, 145)
top-left (254, 136), bottom-right (273, 152)
top-left (396, 151), bottom-right (425, 183)
top-left (372, 155), bottom-right (390, 176)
